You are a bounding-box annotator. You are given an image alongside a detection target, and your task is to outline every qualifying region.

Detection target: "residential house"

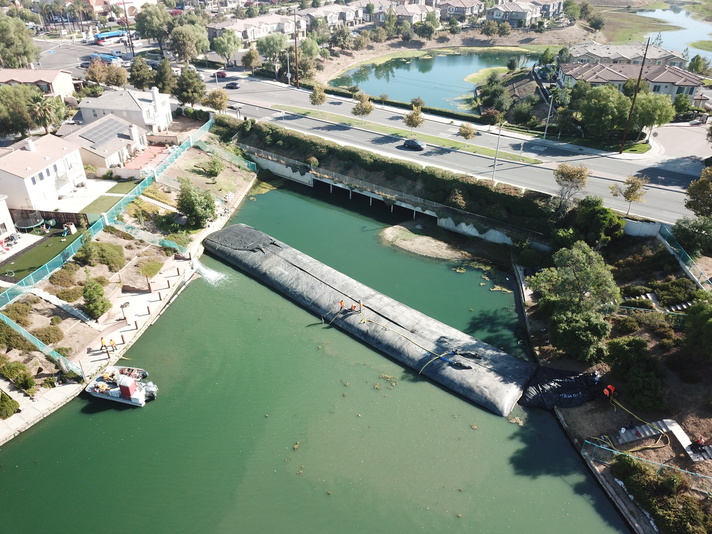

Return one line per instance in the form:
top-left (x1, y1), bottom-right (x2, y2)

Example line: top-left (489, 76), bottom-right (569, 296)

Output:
top-left (351, 0), bottom-right (392, 22)
top-left (0, 135), bottom-right (86, 210)
top-left (299, 6), bottom-right (344, 32)
top-left (568, 41), bottom-right (687, 69)
top-left (529, 0), bottom-right (563, 19)
top-left (208, 14), bottom-right (307, 45)
top-left (388, 4), bottom-right (437, 25)
top-left (0, 196), bottom-right (15, 242)
top-left (439, 0), bottom-right (485, 20)
top-left (57, 114), bottom-right (149, 170)
top-left (486, 2), bottom-right (540, 26)
top-left (0, 69), bottom-right (75, 101)
top-left (78, 87), bottom-right (173, 134)
top-left (557, 62), bottom-right (703, 101)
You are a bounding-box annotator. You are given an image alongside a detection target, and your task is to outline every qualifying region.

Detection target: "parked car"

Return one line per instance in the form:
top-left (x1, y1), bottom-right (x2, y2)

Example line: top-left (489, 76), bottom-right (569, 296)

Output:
top-left (403, 139), bottom-right (426, 151)
top-left (111, 49), bottom-right (124, 57)
top-left (79, 61), bottom-right (91, 69)
top-left (225, 81), bottom-right (241, 89)
top-left (215, 71), bottom-right (227, 78)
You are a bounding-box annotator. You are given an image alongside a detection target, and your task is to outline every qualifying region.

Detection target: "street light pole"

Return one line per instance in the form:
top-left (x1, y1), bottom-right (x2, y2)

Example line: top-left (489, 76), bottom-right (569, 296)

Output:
top-left (293, 9), bottom-right (299, 88)
top-left (543, 93), bottom-right (555, 140)
top-left (492, 120), bottom-right (504, 182)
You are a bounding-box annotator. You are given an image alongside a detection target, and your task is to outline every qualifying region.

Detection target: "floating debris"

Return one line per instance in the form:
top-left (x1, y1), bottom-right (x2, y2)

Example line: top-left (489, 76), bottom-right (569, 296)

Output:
top-left (507, 416), bottom-right (524, 426)
top-left (470, 424), bottom-right (478, 430)
top-left (374, 383), bottom-right (381, 390)
top-left (293, 441), bottom-right (301, 451)
top-left (343, 392), bottom-right (348, 397)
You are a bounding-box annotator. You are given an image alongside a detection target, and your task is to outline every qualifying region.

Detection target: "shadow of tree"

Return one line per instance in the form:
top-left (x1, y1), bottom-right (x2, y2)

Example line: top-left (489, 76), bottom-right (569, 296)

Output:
top-left (370, 134), bottom-right (401, 146)
top-left (465, 308), bottom-right (521, 354)
top-left (313, 123), bottom-right (351, 132)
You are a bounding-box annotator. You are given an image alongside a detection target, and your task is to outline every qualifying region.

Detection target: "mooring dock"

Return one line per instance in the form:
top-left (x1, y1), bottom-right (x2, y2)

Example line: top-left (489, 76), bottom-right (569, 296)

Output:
top-left (203, 224), bottom-right (536, 416)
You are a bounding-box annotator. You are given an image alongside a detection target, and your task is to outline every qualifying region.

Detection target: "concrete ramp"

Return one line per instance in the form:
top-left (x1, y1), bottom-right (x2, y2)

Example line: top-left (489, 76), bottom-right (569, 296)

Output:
top-left (203, 224), bottom-right (536, 417)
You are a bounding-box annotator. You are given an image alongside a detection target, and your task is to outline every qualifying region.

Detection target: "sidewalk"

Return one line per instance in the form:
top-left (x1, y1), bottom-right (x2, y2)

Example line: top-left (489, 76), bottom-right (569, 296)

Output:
top-left (0, 176), bottom-right (256, 446)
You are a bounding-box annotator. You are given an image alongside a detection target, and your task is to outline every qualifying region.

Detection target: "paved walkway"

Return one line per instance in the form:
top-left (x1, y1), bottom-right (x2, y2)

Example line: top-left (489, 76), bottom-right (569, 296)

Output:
top-left (0, 177), bottom-right (256, 446)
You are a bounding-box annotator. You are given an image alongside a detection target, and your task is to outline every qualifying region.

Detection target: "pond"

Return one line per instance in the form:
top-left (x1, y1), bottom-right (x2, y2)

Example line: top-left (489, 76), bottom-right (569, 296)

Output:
top-left (637, 7), bottom-right (712, 62)
top-left (329, 50), bottom-right (537, 112)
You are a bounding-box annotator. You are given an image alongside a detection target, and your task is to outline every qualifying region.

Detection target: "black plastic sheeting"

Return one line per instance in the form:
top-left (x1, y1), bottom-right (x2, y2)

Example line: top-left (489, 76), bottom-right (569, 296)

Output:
top-left (519, 367), bottom-right (601, 410)
top-left (204, 224), bottom-right (538, 417)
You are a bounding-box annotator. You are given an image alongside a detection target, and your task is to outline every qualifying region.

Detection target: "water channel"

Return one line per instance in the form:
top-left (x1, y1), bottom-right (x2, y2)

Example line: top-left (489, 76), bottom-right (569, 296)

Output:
top-left (638, 7), bottom-right (712, 62)
top-left (330, 51), bottom-right (537, 112)
top-left (0, 182), bottom-right (629, 533)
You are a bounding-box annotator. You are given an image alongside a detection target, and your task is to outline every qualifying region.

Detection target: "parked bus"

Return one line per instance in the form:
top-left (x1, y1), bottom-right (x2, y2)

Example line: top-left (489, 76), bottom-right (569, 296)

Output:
top-left (94, 30), bottom-right (126, 44)
top-left (90, 53), bottom-right (123, 66)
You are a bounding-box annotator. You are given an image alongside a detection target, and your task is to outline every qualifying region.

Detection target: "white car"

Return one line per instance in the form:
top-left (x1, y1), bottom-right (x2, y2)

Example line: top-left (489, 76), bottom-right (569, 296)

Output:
top-left (111, 49), bottom-right (124, 58)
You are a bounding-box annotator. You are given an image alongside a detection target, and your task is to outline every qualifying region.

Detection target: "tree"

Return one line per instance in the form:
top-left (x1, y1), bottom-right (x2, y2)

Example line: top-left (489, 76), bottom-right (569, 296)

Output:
top-left (310, 85), bottom-right (327, 107)
top-left (538, 47), bottom-right (556, 66)
top-left (458, 123), bottom-right (477, 140)
top-left (105, 65), bottom-right (128, 88)
top-left (569, 79), bottom-right (591, 110)
top-left (129, 56), bottom-right (155, 91)
top-left (610, 175), bottom-right (649, 215)
top-left (383, 7), bottom-right (397, 37)
top-left (579, 84), bottom-right (630, 138)
top-left (257, 32), bottom-right (288, 65)
top-left (212, 31), bottom-right (242, 67)
top-left (29, 93), bottom-right (58, 135)
top-left (506, 57), bottom-right (518, 72)
top-left (630, 92), bottom-right (674, 138)
top-left (557, 46), bottom-right (572, 64)
top-left (202, 89), bottom-right (228, 112)
top-left (550, 310), bottom-right (610, 363)
top-left (413, 22), bottom-right (436, 40)
top-left (241, 47), bottom-right (262, 73)
top-left (0, 15), bottom-right (40, 68)
top-left (404, 106), bottom-right (425, 133)
top-left (400, 24), bottom-right (414, 43)
top-left (579, 1), bottom-right (592, 19)
top-left (154, 59), bottom-right (177, 94)
top-left (621, 78), bottom-right (650, 99)
top-left (572, 196), bottom-right (625, 249)
top-left (330, 25), bottom-right (353, 51)
top-left (0, 85), bottom-right (41, 136)
top-left (553, 162), bottom-right (589, 213)
top-left (673, 93), bottom-right (691, 113)
top-left (449, 18), bottom-right (461, 34)
top-left (83, 271), bottom-right (111, 319)
top-left (563, 0), bottom-right (580, 19)
top-left (587, 15), bottom-right (605, 30)
top-left (85, 59), bottom-right (108, 84)
top-left (371, 26), bottom-right (387, 43)
top-left (497, 22), bottom-right (511, 37)
top-left (351, 92), bottom-right (374, 123)
top-left (135, 4), bottom-right (172, 53)
top-left (171, 24), bottom-right (210, 63)
top-left (683, 295), bottom-right (712, 362)
top-left (300, 37), bottom-right (320, 59)
top-left (481, 20), bottom-right (498, 37)
top-left (688, 54), bottom-right (712, 76)
top-left (177, 178), bottom-right (216, 227)
top-left (685, 167), bottom-right (712, 217)
top-left (173, 68), bottom-right (206, 107)
top-left (527, 241), bottom-right (620, 313)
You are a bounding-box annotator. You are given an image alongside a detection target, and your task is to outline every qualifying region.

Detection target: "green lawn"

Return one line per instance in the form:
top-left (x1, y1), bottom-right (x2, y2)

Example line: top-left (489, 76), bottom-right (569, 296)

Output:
top-left (80, 195), bottom-right (123, 215)
top-left (107, 181), bottom-right (140, 194)
top-left (274, 105), bottom-right (541, 164)
top-left (0, 231), bottom-right (83, 281)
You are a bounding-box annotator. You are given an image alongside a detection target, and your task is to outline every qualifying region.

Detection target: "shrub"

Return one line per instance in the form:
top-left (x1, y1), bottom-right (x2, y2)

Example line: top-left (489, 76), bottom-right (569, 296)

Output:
top-left (621, 299), bottom-right (654, 310)
top-left (613, 315), bottom-right (639, 335)
top-left (606, 337), bottom-right (666, 411)
top-left (50, 316), bottom-right (63, 325)
top-left (15, 371), bottom-right (35, 391)
top-left (49, 263), bottom-right (79, 287)
top-left (83, 272), bottom-right (111, 319)
top-left (95, 276), bottom-right (109, 286)
top-left (306, 156), bottom-right (319, 167)
top-left (31, 326), bottom-right (65, 345)
top-left (0, 391), bottom-right (19, 419)
top-left (650, 277), bottom-right (697, 307)
top-left (75, 241), bottom-right (126, 272)
top-left (3, 301), bottom-right (33, 327)
top-left (138, 260), bottom-right (163, 278)
top-left (515, 247), bottom-right (542, 268)
top-left (103, 225), bottom-right (135, 240)
top-left (650, 321), bottom-right (675, 340)
top-left (56, 287), bottom-right (84, 302)
top-left (55, 347), bottom-right (72, 358)
top-left (0, 323), bottom-right (35, 352)
top-left (0, 361), bottom-right (27, 381)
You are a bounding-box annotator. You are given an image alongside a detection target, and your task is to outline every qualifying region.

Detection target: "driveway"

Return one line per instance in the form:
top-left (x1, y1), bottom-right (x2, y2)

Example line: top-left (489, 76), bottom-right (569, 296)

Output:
top-left (651, 121), bottom-right (710, 176)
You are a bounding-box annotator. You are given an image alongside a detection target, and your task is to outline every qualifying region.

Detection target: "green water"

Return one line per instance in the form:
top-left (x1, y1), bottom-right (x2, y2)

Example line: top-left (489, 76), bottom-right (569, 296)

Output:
top-left (0, 184), bottom-right (629, 533)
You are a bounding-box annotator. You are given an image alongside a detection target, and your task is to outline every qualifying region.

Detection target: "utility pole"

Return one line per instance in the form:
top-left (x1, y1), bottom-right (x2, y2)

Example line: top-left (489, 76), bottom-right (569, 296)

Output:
top-left (619, 38), bottom-right (650, 153)
top-left (121, 1), bottom-right (134, 57)
top-left (293, 9), bottom-right (300, 88)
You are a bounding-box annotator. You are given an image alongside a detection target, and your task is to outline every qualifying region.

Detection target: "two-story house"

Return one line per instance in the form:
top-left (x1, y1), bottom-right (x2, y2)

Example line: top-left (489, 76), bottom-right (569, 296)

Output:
top-left (0, 135), bottom-right (86, 210)
top-left (78, 87), bottom-right (172, 134)
top-left (529, 0), bottom-right (563, 19)
top-left (439, 0), bottom-right (485, 20)
top-left (568, 41), bottom-right (687, 68)
top-left (486, 2), bottom-right (540, 26)
top-left (0, 69), bottom-right (75, 102)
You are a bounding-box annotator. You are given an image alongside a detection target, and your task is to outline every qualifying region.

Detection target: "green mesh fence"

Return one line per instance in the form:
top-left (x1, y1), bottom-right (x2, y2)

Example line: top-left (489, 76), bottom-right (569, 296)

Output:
top-left (658, 225), bottom-right (712, 288)
top-left (193, 139), bottom-right (257, 172)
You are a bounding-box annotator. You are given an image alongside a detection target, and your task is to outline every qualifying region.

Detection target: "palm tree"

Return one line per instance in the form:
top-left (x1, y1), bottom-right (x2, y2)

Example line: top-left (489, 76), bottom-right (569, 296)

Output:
top-left (71, 0), bottom-right (90, 32)
top-left (30, 93), bottom-right (58, 135)
top-left (52, 0), bottom-right (67, 32)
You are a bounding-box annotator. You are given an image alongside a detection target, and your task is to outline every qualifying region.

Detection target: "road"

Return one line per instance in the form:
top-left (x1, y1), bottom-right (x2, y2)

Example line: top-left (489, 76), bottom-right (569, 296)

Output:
top-left (35, 38), bottom-right (704, 224)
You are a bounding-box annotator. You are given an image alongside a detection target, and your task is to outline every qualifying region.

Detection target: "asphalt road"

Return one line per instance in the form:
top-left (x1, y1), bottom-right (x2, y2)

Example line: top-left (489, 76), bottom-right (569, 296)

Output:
top-left (36, 38), bottom-right (702, 223)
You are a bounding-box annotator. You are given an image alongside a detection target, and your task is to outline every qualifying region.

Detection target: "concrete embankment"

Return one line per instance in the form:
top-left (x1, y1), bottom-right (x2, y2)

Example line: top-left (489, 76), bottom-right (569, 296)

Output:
top-left (203, 223), bottom-right (537, 417)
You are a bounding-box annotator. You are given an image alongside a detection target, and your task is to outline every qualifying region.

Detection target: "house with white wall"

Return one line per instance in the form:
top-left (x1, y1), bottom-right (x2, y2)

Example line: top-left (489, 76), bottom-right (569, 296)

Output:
top-left (58, 114), bottom-right (149, 170)
top-left (0, 136), bottom-right (86, 210)
top-left (78, 87), bottom-right (172, 134)
top-left (568, 41), bottom-right (687, 68)
top-left (0, 196), bottom-right (16, 242)
top-left (439, 0), bottom-right (485, 20)
top-left (486, 2), bottom-right (540, 26)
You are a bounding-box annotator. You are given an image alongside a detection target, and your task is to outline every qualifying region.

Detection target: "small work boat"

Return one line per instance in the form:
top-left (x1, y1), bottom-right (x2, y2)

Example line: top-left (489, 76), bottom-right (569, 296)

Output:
top-left (85, 366), bottom-right (158, 407)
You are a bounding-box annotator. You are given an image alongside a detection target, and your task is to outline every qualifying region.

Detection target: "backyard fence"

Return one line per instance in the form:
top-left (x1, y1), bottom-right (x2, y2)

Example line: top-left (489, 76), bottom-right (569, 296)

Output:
top-left (581, 439), bottom-right (712, 495)
top-left (0, 119), bottom-right (215, 376)
top-left (658, 225), bottom-right (712, 290)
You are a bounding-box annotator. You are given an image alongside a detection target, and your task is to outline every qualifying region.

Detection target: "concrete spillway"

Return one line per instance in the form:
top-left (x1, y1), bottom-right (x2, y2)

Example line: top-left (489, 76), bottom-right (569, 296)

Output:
top-left (203, 224), bottom-right (536, 416)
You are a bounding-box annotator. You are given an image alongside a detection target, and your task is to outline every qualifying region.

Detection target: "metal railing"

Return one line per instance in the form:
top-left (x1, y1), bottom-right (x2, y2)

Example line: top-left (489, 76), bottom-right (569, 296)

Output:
top-left (658, 224), bottom-right (711, 289)
top-left (581, 440), bottom-right (712, 494)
